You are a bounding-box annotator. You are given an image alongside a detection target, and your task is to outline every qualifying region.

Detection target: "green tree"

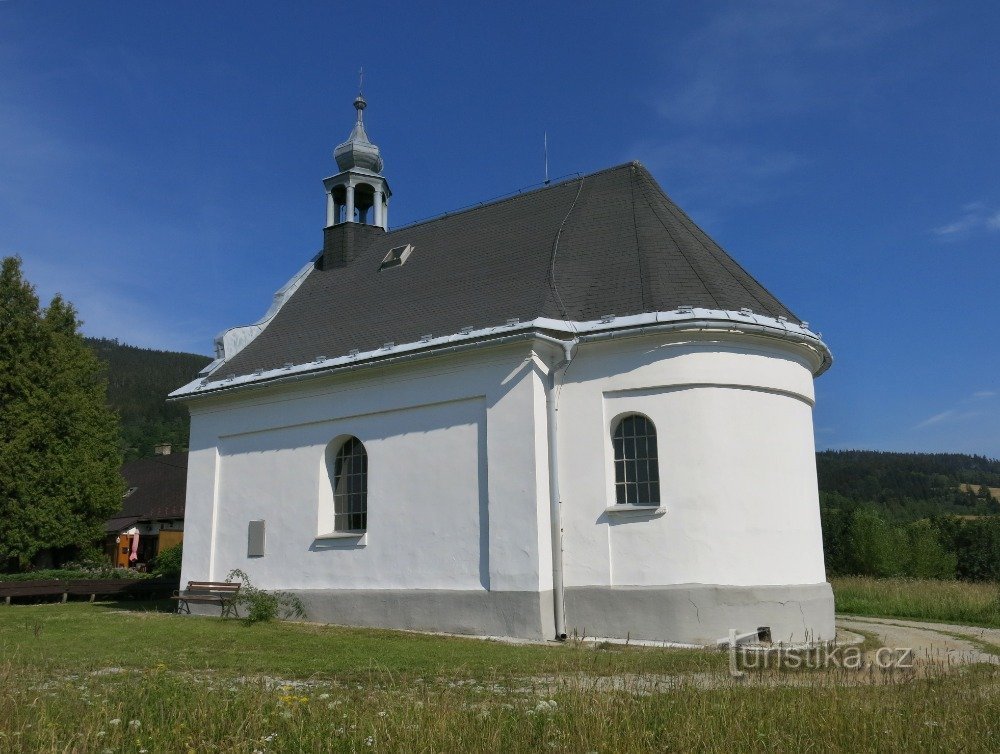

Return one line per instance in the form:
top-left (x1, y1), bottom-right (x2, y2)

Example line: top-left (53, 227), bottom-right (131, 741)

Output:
top-left (904, 519), bottom-right (956, 579)
top-left (848, 507), bottom-right (906, 577)
top-left (0, 257), bottom-right (124, 570)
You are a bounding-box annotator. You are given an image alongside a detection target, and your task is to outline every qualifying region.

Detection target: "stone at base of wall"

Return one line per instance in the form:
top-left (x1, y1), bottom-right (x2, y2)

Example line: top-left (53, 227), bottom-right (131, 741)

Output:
top-left (183, 582), bottom-right (833, 645)
top-left (565, 582), bottom-right (835, 645)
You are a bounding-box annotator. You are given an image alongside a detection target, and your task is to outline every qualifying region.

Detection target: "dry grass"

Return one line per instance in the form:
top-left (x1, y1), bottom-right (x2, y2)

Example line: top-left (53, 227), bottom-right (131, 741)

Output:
top-left (2, 661), bottom-right (998, 752)
top-left (1, 601), bottom-right (999, 751)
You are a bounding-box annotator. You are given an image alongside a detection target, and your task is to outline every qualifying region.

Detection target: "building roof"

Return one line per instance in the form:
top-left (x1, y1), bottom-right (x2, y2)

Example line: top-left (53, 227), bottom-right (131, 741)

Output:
top-left (105, 453), bottom-right (188, 533)
top-left (212, 162), bottom-right (807, 383)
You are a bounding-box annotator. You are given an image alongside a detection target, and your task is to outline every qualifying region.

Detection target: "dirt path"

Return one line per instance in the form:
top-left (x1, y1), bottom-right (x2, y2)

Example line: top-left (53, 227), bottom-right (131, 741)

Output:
top-left (837, 615), bottom-right (1000, 666)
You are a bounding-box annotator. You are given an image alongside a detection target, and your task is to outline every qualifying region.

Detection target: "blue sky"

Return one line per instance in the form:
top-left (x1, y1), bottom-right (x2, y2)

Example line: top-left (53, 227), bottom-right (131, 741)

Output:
top-left (2, 1), bottom-right (998, 457)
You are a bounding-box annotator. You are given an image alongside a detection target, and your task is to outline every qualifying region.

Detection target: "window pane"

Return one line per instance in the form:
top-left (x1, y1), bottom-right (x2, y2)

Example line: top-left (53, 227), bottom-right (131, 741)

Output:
top-left (626, 483), bottom-right (638, 505)
top-left (617, 416), bottom-right (629, 437)
top-left (615, 484), bottom-right (626, 505)
top-left (637, 482), bottom-right (650, 505)
top-left (614, 460), bottom-right (625, 485)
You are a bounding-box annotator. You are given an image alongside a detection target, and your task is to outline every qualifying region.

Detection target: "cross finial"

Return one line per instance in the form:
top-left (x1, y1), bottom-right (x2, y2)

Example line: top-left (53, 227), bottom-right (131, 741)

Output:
top-left (353, 67), bottom-right (367, 121)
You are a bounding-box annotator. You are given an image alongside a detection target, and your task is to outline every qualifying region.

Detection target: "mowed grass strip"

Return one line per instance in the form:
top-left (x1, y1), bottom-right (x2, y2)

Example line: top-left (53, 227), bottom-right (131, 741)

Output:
top-left (833, 577), bottom-right (1000, 628)
top-left (0, 602), bottom-right (722, 679)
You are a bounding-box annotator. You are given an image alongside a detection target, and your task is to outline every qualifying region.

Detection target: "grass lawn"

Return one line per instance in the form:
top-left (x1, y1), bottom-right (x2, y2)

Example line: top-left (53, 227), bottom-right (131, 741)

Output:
top-left (1, 601), bottom-right (999, 752)
top-left (0, 601), bottom-right (720, 679)
top-left (832, 576), bottom-right (1000, 627)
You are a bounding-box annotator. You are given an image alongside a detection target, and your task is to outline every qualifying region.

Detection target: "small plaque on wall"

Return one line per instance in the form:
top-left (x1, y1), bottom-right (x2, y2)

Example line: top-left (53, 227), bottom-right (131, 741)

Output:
top-left (248, 520), bottom-right (265, 557)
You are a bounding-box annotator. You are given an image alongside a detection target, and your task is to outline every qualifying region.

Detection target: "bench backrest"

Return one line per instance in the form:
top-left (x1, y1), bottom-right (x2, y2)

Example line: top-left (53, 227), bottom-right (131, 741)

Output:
top-left (186, 581), bottom-right (241, 595)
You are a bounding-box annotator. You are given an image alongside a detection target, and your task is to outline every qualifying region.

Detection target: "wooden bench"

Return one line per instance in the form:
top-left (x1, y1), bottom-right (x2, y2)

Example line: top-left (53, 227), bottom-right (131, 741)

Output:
top-left (172, 581), bottom-right (242, 618)
top-left (0, 578), bottom-right (176, 604)
top-left (0, 579), bottom-right (67, 604)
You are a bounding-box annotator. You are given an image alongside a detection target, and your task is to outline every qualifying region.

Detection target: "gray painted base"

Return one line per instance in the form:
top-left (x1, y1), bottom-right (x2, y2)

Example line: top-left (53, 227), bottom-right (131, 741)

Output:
top-left (184, 582), bottom-right (833, 646)
top-left (274, 589), bottom-right (553, 641)
top-left (566, 583), bottom-right (835, 645)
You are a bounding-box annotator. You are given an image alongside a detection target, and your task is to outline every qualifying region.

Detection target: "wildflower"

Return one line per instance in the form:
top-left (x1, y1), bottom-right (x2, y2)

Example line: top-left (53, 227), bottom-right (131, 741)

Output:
top-left (318, 693), bottom-right (331, 700)
top-left (365, 736), bottom-right (374, 747)
top-left (96, 731), bottom-right (106, 738)
top-left (129, 720), bottom-right (142, 730)
top-left (378, 711), bottom-right (387, 717)
top-left (280, 710), bottom-right (292, 719)
top-left (109, 719), bottom-right (121, 726)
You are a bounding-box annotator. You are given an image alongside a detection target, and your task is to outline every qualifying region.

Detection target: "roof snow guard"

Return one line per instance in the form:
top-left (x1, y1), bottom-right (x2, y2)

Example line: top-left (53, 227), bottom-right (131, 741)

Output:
top-left (171, 163), bottom-right (831, 400)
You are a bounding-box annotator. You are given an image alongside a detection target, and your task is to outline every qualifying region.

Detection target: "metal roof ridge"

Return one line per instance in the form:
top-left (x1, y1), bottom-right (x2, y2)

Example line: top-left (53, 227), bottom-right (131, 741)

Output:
top-left (383, 162), bottom-right (636, 236)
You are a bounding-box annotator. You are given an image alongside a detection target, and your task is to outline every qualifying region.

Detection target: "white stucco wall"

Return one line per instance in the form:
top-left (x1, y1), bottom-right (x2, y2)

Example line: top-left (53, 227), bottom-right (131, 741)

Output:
top-left (181, 327), bottom-right (827, 615)
top-left (180, 343), bottom-right (552, 594)
top-left (557, 332), bottom-right (827, 589)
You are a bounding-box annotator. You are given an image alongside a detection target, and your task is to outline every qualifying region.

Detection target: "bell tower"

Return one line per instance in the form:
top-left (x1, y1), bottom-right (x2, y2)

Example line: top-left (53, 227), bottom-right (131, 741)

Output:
top-left (323, 88), bottom-right (391, 230)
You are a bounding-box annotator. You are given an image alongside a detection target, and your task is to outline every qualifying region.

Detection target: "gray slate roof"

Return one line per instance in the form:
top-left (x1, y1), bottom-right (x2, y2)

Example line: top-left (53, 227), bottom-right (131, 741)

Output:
top-left (221, 162), bottom-right (800, 378)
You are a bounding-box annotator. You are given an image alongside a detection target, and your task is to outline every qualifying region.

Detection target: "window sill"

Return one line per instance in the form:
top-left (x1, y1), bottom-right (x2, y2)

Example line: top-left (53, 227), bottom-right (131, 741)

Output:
top-left (605, 504), bottom-right (665, 516)
top-left (316, 531), bottom-right (367, 541)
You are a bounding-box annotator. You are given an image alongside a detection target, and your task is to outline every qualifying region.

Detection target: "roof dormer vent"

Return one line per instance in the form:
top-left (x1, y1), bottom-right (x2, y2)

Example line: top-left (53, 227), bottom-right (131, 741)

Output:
top-left (379, 244), bottom-right (413, 270)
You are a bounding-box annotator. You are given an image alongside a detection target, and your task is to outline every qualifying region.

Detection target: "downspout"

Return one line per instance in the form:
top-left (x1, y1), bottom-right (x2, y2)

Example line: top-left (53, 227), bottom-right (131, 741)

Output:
top-left (542, 335), bottom-right (578, 641)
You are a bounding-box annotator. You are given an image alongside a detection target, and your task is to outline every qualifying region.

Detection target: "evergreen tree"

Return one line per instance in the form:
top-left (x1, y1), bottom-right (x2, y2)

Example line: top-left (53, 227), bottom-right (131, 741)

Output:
top-left (0, 257), bottom-right (123, 570)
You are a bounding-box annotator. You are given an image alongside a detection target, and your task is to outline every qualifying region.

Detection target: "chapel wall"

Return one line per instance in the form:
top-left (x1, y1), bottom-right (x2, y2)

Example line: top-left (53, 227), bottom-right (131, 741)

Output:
top-left (557, 332), bottom-right (828, 590)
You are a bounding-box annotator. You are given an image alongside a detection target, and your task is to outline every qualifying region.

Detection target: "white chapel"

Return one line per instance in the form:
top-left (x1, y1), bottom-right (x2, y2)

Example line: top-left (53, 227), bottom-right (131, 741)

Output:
top-left (172, 94), bottom-right (834, 645)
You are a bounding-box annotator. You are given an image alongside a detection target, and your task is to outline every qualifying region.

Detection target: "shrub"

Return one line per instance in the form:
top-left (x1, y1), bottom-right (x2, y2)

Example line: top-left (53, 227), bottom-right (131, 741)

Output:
top-left (0, 566), bottom-right (149, 582)
top-left (225, 568), bottom-right (305, 624)
top-left (149, 543), bottom-right (183, 580)
top-left (905, 520), bottom-right (956, 579)
top-left (848, 508), bottom-right (906, 577)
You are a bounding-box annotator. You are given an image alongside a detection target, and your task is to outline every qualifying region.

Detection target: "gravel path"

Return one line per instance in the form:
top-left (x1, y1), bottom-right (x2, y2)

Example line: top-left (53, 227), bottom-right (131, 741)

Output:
top-left (837, 615), bottom-right (1000, 666)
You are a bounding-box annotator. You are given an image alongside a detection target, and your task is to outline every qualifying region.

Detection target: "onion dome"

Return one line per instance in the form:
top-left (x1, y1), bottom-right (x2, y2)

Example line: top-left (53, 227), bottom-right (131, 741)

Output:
top-left (334, 94), bottom-right (384, 173)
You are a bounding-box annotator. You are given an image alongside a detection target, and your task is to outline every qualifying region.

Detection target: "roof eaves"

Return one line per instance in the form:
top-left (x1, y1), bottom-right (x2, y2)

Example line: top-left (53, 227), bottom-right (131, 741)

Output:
top-left (169, 308), bottom-right (829, 401)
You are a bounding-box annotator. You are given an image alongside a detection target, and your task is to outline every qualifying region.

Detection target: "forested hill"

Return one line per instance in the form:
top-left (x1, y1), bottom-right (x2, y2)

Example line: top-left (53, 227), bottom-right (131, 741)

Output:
top-left (817, 449), bottom-right (1000, 520)
top-left (86, 338), bottom-right (212, 461)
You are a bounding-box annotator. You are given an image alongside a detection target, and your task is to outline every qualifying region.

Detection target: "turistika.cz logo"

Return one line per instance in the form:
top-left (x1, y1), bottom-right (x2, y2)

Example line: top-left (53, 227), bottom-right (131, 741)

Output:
top-left (726, 631), bottom-right (914, 677)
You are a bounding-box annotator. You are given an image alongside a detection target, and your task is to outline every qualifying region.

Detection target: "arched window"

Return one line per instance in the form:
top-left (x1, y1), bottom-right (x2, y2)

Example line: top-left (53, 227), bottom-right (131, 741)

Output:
top-left (332, 436), bottom-right (367, 531)
top-left (612, 414), bottom-right (659, 506)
